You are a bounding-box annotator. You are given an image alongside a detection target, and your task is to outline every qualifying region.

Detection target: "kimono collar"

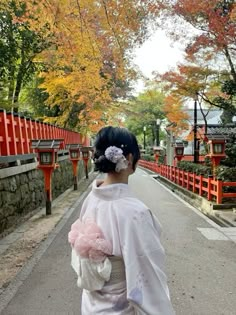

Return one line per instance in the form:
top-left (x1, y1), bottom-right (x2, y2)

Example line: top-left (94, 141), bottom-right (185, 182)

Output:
top-left (92, 180), bottom-right (134, 200)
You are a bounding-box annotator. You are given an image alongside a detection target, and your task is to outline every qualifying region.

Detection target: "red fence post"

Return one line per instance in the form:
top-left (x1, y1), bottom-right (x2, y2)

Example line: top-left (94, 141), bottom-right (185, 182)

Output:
top-left (207, 175), bottom-right (213, 201)
top-left (6, 112), bottom-right (17, 155)
top-left (186, 172), bottom-right (190, 190)
top-left (14, 114), bottom-right (24, 155)
top-left (181, 169), bottom-right (184, 187)
top-left (21, 116), bottom-right (30, 154)
top-left (199, 174), bottom-right (203, 196)
top-left (38, 121), bottom-right (42, 139)
top-left (192, 173), bottom-right (196, 193)
top-left (177, 168), bottom-right (180, 185)
top-left (0, 109), bottom-right (10, 156)
top-left (27, 118), bottom-right (34, 152)
top-left (51, 124), bottom-right (55, 139)
top-left (46, 123), bottom-right (50, 139)
top-left (216, 180), bottom-right (223, 204)
top-left (0, 113), bottom-right (84, 156)
top-left (183, 170), bottom-right (186, 188)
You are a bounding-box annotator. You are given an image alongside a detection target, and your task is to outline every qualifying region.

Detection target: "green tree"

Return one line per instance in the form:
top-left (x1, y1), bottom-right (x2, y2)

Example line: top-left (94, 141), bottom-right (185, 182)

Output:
top-left (0, 0), bottom-right (52, 112)
top-left (124, 89), bottom-right (165, 146)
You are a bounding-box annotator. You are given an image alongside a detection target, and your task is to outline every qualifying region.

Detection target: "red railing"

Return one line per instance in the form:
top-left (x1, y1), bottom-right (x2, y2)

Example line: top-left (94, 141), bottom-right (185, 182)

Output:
top-left (0, 109), bottom-right (89, 156)
top-left (139, 160), bottom-right (236, 204)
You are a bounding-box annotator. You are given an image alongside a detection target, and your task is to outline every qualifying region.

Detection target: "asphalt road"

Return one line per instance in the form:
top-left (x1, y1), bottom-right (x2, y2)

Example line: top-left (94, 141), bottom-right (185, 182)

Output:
top-left (1, 168), bottom-right (236, 315)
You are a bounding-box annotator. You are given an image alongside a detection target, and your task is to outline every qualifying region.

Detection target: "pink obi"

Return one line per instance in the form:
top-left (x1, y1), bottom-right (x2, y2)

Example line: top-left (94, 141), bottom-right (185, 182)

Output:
top-left (68, 218), bottom-right (114, 291)
top-left (68, 218), bottom-right (112, 262)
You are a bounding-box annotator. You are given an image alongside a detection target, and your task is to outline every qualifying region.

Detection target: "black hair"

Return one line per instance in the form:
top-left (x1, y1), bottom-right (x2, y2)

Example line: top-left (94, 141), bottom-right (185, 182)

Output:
top-left (93, 126), bottom-right (140, 173)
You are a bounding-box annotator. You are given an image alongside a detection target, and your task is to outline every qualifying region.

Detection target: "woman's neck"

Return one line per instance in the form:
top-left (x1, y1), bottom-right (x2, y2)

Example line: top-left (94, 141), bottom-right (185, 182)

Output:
top-left (102, 172), bottom-right (129, 186)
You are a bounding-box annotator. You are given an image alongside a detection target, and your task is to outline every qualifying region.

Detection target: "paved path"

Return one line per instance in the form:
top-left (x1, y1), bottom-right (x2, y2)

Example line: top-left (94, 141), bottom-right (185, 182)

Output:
top-left (1, 168), bottom-right (236, 315)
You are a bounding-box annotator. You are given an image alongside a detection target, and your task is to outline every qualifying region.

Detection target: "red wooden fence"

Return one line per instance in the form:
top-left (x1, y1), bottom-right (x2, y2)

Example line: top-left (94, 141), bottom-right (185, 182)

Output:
top-left (0, 109), bottom-right (89, 156)
top-left (139, 160), bottom-right (236, 204)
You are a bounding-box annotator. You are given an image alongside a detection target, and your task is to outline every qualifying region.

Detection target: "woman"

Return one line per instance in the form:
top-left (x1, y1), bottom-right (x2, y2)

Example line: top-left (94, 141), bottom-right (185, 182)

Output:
top-left (68, 126), bottom-right (175, 314)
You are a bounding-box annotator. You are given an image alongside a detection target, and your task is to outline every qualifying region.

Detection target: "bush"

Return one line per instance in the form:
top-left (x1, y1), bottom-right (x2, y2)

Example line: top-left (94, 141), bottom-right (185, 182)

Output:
top-left (145, 147), bottom-right (154, 155)
top-left (177, 161), bottom-right (212, 176)
top-left (215, 166), bottom-right (236, 193)
top-left (141, 154), bottom-right (155, 162)
top-left (221, 137), bottom-right (236, 167)
top-left (215, 166), bottom-right (236, 181)
top-left (158, 153), bottom-right (165, 165)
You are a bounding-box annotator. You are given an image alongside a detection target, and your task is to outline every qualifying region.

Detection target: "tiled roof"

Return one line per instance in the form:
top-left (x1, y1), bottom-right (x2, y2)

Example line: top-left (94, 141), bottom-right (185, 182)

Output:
top-left (185, 109), bottom-right (222, 124)
top-left (205, 125), bottom-right (236, 138)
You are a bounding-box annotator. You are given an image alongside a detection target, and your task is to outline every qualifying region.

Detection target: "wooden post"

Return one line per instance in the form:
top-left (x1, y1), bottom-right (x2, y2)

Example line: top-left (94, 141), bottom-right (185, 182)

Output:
top-left (181, 169), bottom-right (184, 187)
top-left (193, 173), bottom-right (196, 193)
top-left (177, 168), bottom-right (180, 185)
top-left (171, 166), bottom-right (174, 182)
top-left (0, 110), bottom-right (10, 156)
top-left (199, 174), bottom-right (203, 196)
top-left (186, 172), bottom-right (190, 190)
top-left (72, 160), bottom-right (79, 190)
top-left (216, 179), bottom-right (223, 204)
top-left (173, 167), bottom-right (176, 183)
top-left (7, 112), bottom-right (17, 155)
top-left (207, 175), bottom-right (213, 201)
top-left (42, 168), bottom-right (54, 215)
top-left (14, 114), bottom-right (24, 154)
top-left (21, 116), bottom-right (30, 154)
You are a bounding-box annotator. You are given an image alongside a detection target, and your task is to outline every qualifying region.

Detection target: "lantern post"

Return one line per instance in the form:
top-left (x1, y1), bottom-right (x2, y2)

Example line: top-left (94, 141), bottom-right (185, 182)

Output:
top-left (153, 146), bottom-right (162, 164)
top-left (67, 144), bottom-right (81, 190)
top-left (174, 142), bottom-right (184, 165)
top-left (31, 139), bottom-right (63, 215)
top-left (206, 137), bottom-right (226, 173)
top-left (81, 146), bottom-right (92, 179)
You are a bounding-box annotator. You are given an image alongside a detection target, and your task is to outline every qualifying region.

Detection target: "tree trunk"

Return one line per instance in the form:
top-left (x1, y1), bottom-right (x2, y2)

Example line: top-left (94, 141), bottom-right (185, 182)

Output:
top-left (224, 46), bottom-right (236, 83)
top-left (12, 71), bottom-right (23, 113)
top-left (8, 67), bottom-right (15, 109)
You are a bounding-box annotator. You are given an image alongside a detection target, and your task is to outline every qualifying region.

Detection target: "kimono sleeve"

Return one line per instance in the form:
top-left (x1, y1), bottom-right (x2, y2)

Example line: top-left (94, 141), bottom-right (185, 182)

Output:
top-left (119, 206), bottom-right (175, 315)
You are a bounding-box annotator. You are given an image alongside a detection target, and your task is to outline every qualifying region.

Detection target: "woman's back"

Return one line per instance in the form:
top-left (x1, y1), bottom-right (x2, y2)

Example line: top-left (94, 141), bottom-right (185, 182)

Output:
top-left (69, 126), bottom-right (175, 315)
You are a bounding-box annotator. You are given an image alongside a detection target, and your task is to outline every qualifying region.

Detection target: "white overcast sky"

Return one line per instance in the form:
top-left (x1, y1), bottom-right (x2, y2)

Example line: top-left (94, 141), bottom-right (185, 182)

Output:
top-left (132, 29), bottom-right (185, 93)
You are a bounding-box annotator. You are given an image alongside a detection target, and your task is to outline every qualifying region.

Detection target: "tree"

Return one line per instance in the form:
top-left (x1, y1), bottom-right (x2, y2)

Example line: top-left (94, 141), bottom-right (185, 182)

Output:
top-left (124, 89), bottom-right (165, 145)
top-left (156, 64), bottom-right (224, 134)
top-left (12, 0), bottom-right (162, 132)
top-left (0, 0), bottom-right (52, 112)
top-left (158, 0), bottom-right (236, 122)
top-left (162, 94), bottom-right (189, 136)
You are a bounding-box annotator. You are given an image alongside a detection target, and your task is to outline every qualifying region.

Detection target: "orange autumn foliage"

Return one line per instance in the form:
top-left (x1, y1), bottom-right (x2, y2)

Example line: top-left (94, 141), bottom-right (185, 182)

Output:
top-left (8, 0), bottom-right (162, 134)
top-left (163, 95), bottom-right (189, 136)
top-left (162, 0), bottom-right (236, 82)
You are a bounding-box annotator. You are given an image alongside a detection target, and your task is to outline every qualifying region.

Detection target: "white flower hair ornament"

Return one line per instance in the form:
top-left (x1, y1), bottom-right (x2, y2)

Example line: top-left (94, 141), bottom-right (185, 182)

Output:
top-left (104, 146), bottom-right (129, 172)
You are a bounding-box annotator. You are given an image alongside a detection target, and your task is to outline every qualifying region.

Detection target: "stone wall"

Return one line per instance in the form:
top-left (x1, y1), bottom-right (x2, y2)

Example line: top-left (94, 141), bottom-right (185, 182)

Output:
top-left (0, 158), bottom-right (89, 235)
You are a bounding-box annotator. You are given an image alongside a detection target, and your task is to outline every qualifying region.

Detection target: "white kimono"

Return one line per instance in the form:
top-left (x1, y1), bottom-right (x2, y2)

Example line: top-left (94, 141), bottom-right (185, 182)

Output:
top-left (77, 180), bottom-right (175, 315)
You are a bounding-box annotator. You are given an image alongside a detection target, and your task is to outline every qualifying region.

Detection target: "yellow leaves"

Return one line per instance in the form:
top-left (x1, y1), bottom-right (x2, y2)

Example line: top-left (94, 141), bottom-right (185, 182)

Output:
top-left (4, 0), bottom-right (161, 132)
top-left (185, 127), bottom-right (204, 142)
top-left (164, 95), bottom-right (189, 135)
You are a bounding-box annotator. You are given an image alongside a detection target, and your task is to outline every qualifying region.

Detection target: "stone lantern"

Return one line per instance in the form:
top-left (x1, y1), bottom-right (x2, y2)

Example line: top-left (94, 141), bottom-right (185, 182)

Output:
top-left (31, 139), bottom-right (63, 215)
top-left (174, 142), bottom-right (184, 162)
top-left (67, 144), bottom-right (81, 190)
top-left (206, 137), bottom-right (226, 171)
top-left (153, 146), bottom-right (162, 163)
top-left (81, 146), bottom-right (93, 179)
